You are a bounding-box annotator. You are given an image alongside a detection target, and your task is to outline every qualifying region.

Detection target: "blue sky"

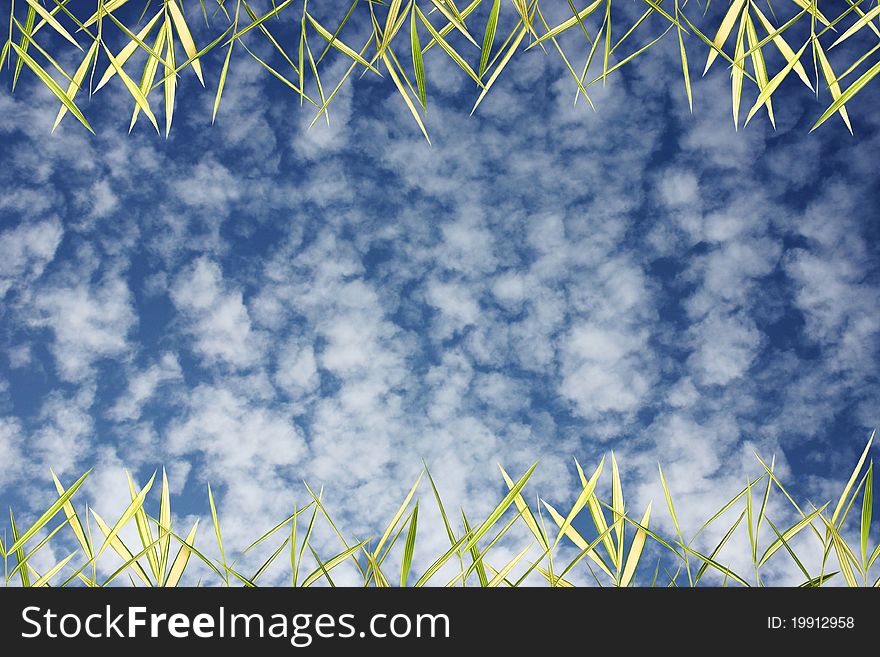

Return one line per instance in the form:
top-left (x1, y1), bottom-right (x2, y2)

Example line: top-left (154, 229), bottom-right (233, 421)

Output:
top-left (1, 1), bottom-right (878, 584)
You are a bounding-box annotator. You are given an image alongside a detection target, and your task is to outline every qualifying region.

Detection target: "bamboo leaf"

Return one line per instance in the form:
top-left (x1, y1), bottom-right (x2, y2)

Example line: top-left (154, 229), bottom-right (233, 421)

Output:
top-left (301, 539), bottom-right (370, 587)
top-left (487, 542), bottom-right (533, 586)
top-left (32, 551), bottom-right (78, 587)
top-left (479, 0), bottom-right (500, 76)
top-left (745, 13), bottom-right (774, 127)
top-left (530, 0), bottom-right (602, 47)
top-left (464, 462), bottom-right (538, 553)
top-left (619, 502), bottom-right (652, 587)
top-left (91, 510), bottom-right (153, 586)
top-left (167, 0), bottom-right (205, 85)
top-left (411, 6), bottom-right (427, 109)
top-left (751, 4), bottom-right (812, 89)
top-left (815, 39), bottom-right (853, 134)
top-left (382, 49), bottom-right (431, 142)
top-left (400, 503), bottom-right (419, 586)
top-left (417, 6), bottom-right (482, 86)
top-left (543, 499), bottom-right (615, 578)
top-left (50, 469), bottom-right (93, 560)
top-left (758, 504), bottom-right (828, 567)
top-left (307, 11), bottom-right (380, 73)
top-left (95, 10), bottom-right (164, 91)
top-left (10, 42), bottom-right (93, 133)
top-left (744, 40), bottom-right (808, 126)
top-left (472, 24), bottom-right (527, 114)
top-left (164, 521), bottom-right (199, 586)
top-left (8, 469), bottom-right (91, 555)
top-left (704, 0), bottom-right (747, 74)
top-left (22, 0), bottom-right (80, 50)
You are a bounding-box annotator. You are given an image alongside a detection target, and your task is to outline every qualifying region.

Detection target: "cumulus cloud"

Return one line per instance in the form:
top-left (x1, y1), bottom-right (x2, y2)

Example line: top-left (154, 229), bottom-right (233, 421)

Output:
top-left (170, 257), bottom-right (264, 369)
top-left (0, 218), bottom-right (63, 298)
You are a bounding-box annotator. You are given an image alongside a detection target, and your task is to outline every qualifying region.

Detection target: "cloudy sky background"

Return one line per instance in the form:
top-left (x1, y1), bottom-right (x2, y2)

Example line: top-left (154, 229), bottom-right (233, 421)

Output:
top-left (0, 1), bottom-right (878, 585)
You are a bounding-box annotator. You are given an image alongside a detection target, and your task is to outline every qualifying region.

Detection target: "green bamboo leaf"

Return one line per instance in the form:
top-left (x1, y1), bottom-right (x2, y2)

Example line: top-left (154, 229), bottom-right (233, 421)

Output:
top-left (32, 550), bottom-right (78, 587)
top-left (130, 22), bottom-right (167, 133)
top-left (555, 456), bottom-right (604, 550)
top-left (731, 11), bottom-right (747, 129)
top-left (303, 26), bottom-right (328, 125)
top-left (676, 3), bottom-right (692, 111)
top-left (428, 0), bottom-right (478, 46)
top-left (463, 462), bottom-right (537, 553)
top-left (306, 11), bottom-right (380, 73)
top-left (382, 49), bottom-right (431, 142)
top-left (758, 504), bottom-right (828, 567)
top-left (530, 0), bottom-right (603, 47)
top-left (82, 0), bottom-right (132, 27)
top-left (658, 464), bottom-right (692, 584)
top-left (103, 532), bottom-right (164, 586)
top-left (364, 547), bottom-right (390, 587)
top-left (316, 0), bottom-right (360, 64)
top-left (94, 472), bottom-right (156, 560)
top-left (251, 537), bottom-right (289, 583)
top-left (99, 41), bottom-right (159, 133)
top-left (416, 6), bottom-right (482, 86)
top-left (94, 9), bottom-right (164, 91)
top-left (704, 0), bottom-right (747, 75)
top-left (12, 4), bottom-right (36, 90)
top-left (586, 25), bottom-right (674, 85)
top-left (8, 516), bottom-right (71, 581)
top-left (499, 465), bottom-right (549, 551)
top-left (610, 452), bottom-right (625, 566)
top-left (374, 473), bottom-right (423, 560)
top-left (126, 471), bottom-right (160, 579)
top-left (91, 510), bottom-right (153, 586)
top-left (479, 0), bottom-right (500, 76)
top-left (543, 499), bottom-right (615, 578)
top-left (694, 509), bottom-right (745, 584)
top-left (472, 24), bottom-right (527, 114)
top-left (799, 571), bottom-right (837, 587)
top-left (619, 502), bottom-right (652, 587)
top-left (167, 0), bottom-right (205, 85)
top-left (861, 462), bottom-right (872, 568)
top-left (22, 0), bottom-right (80, 50)
top-left (411, 7), bottom-right (427, 109)
top-left (158, 468), bottom-right (172, 582)
top-left (50, 470), bottom-right (93, 560)
top-left (10, 42), bottom-right (93, 133)
top-left (8, 468), bottom-right (91, 555)
top-left (790, 0), bottom-right (831, 27)
top-left (744, 40), bottom-right (808, 127)
top-left (162, 21), bottom-right (176, 137)
top-left (207, 483), bottom-right (226, 570)
top-left (414, 533), bottom-right (470, 586)
top-left (812, 57), bottom-right (880, 132)
top-left (164, 521), bottom-right (199, 586)
top-left (52, 38), bottom-right (98, 131)
top-left (745, 13), bottom-right (774, 127)
top-left (815, 40), bottom-right (853, 134)
top-left (751, 4), bottom-right (812, 89)
top-left (831, 432), bottom-right (875, 527)
top-left (301, 539), bottom-right (370, 587)
top-left (400, 503), bottom-right (419, 586)
top-left (819, 514), bottom-right (859, 587)
top-left (9, 511), bottom-right (31, 586)
top-left (459, 511), bottom-right (488, 586)
top-left (831, 4), bottom-right (880, 48)
top-left (487, 542), bottom-right (532, 586)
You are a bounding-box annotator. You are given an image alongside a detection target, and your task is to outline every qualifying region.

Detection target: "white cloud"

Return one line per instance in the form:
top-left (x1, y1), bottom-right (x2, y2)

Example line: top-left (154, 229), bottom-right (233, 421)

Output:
top-left (31, 273), bottom-right (135, 382)
top-left (108, 353), bottom-right (183, 422)
top-left (170, 257), bottom-right (264, 369)
top-left (0, 218), bottom-right (63, 298)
